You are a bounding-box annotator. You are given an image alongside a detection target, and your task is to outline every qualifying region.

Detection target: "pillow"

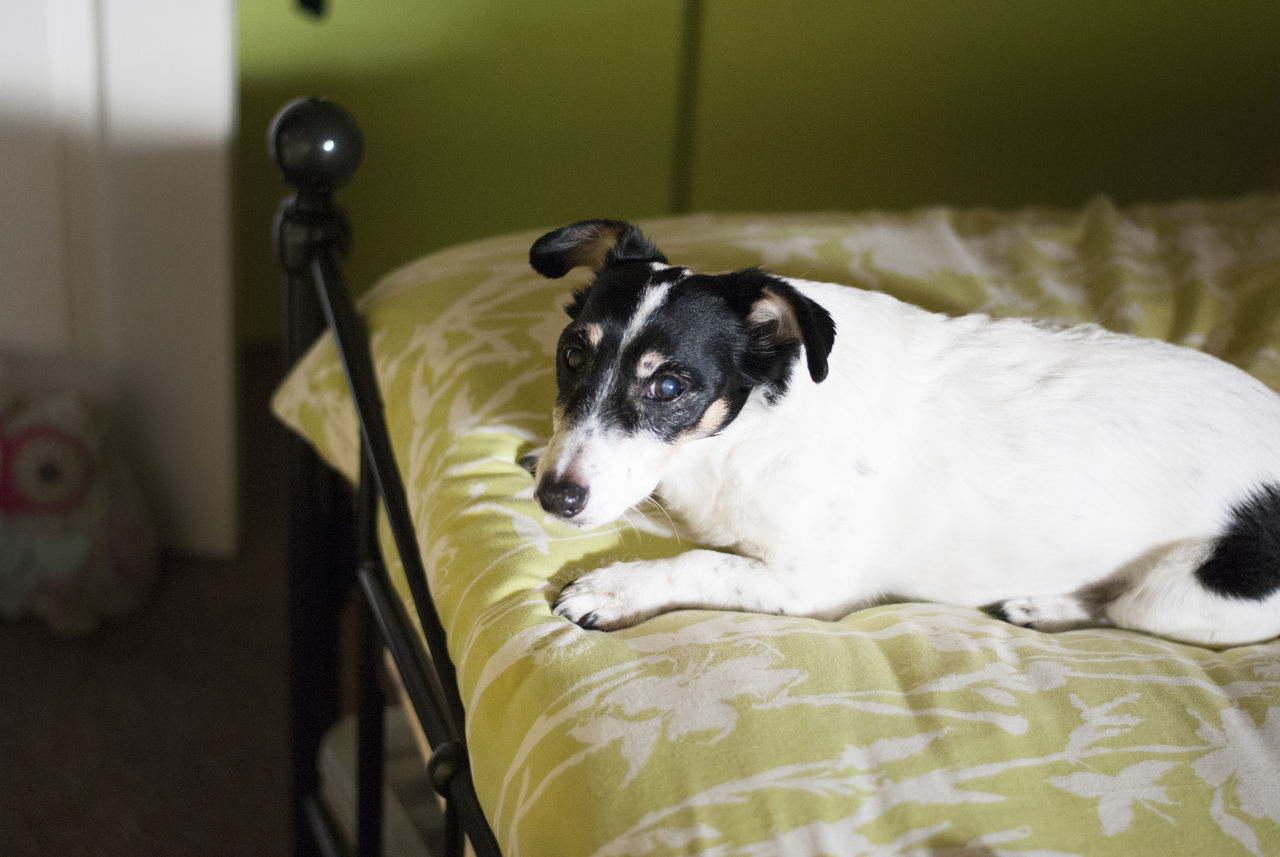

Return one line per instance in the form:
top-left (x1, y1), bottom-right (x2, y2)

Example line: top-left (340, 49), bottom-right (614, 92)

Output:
top-left (275, 198), bottom-right (1280, 856)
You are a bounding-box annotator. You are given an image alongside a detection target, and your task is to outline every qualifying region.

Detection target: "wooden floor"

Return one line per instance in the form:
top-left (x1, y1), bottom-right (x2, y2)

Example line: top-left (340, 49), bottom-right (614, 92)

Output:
top-left (0, 345), bottom-right (293, 857)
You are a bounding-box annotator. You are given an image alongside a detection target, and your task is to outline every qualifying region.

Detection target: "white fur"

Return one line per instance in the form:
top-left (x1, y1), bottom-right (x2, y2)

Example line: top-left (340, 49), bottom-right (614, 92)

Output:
top-left (539, 414), bottom-right (671, 529)
top-left (621, 281), bottom-right (672, 348)
top-left (549, 280), bottom-right (1280, 645)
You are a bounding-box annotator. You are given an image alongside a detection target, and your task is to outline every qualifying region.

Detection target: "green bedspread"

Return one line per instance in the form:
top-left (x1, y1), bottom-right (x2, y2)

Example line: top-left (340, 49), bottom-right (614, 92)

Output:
top-left (275, 198), bottom-right (1280, 856)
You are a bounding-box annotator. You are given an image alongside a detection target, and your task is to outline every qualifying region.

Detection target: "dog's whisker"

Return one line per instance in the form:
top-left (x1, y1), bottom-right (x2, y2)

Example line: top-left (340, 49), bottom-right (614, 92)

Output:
top-left (616, 506), bottom-right (650, 548)
top-left (614, 514), bottom-right (636, 548)
top-left (643, 496), bottom-right (683, 546)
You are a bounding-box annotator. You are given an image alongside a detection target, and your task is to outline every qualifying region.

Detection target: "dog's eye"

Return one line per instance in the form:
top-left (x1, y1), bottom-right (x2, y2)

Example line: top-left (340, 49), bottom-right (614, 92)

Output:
top-left (647, 375), bottom-right (684, 402)
top-left (561, 346), bottom-right (585, 371)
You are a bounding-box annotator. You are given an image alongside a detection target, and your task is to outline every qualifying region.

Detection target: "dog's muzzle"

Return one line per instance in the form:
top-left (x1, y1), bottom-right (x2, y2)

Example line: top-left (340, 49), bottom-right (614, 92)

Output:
top-left (537, 476), bottom-right (588, 519)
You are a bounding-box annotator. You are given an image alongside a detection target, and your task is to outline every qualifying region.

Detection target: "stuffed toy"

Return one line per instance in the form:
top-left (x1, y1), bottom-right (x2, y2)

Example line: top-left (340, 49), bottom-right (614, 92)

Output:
top-left (0, 353), bottom-right (158, 637)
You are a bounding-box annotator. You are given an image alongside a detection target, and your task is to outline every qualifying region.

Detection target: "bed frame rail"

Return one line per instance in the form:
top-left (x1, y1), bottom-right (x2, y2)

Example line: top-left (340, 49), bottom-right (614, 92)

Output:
top-left (271, 97), bottom-right (501, 857)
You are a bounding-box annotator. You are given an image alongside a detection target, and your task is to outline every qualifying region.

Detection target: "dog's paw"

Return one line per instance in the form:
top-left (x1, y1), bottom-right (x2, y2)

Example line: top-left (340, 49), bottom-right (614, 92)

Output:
top-left (991, 594), bottom-right (1093, 633)
top-left (552, 563), bottom-right (662, 631)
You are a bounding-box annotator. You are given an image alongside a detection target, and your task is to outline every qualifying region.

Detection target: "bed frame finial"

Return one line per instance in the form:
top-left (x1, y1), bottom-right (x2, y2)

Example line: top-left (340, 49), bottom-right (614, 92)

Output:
top-left (270, 96), bottom-right (360, 322)
top-left (270, 97), bottom-right (364, 203)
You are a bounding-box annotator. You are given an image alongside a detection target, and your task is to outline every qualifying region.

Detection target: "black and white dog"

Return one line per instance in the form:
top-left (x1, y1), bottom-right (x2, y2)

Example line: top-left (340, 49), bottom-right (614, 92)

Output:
top-left (528, 218), bottom-right (1280, 646)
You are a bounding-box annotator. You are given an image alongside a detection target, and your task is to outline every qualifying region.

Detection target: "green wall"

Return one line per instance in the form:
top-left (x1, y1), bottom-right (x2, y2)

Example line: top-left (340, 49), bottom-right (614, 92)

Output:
top-left (693, 2), bottom-right (1280, 212)
top-left (237, 1), bottom-right (686, 343)
top-left (237, 1), bottom-right (1280, 343)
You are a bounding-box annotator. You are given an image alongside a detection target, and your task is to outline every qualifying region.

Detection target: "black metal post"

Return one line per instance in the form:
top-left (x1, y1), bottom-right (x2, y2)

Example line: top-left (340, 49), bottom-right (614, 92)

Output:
top-left (356, 462), bottom-right (385, 857)
top-left (272, 97), bottom-right (364, 857)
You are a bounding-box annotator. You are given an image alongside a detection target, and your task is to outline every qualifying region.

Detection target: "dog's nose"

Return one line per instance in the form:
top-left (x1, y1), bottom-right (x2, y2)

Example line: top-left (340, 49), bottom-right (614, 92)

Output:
top-left (537, 477), bottom-right (588, 518)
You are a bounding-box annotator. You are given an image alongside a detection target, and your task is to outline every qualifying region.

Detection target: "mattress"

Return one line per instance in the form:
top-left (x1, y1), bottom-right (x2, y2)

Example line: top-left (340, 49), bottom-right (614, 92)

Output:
top-left (275, 198), bottom-right (1280, 856)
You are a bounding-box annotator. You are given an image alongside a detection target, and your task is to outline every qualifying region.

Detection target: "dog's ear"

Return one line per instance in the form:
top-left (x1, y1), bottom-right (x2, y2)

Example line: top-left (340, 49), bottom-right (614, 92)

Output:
top-left (740, 274), bottom-right (837, 384)
top-left (529, 219), bottom-right (667, 279)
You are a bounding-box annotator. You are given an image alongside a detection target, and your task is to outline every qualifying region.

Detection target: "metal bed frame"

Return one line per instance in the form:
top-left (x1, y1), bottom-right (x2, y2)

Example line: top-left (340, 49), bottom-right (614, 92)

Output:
top-left (271, 97), bottom-right (501, 857)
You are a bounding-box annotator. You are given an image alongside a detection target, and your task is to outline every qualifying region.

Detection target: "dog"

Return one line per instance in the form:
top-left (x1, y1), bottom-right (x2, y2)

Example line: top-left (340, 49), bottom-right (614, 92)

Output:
top-left (526, 218), bottom-right (1280, 646)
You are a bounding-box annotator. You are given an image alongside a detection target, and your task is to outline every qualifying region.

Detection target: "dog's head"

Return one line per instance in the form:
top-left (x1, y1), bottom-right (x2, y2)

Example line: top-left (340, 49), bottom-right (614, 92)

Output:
top-left (529, 219), bottom-right (836, 528)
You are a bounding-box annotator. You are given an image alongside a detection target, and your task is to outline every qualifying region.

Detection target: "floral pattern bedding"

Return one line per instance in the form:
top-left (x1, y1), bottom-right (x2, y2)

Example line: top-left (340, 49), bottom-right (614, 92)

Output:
top-left (274, 198), bottom-right (1280, 856)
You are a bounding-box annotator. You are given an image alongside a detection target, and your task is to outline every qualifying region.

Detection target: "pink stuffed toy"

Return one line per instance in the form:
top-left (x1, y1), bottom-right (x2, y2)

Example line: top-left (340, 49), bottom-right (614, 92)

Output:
top-left (0, 353), bottom-right (158, 636)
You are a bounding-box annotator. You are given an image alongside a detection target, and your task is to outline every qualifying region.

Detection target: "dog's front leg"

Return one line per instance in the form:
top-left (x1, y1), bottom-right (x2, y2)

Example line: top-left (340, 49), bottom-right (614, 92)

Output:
top-left (553, 550), bottom-right (812, 631)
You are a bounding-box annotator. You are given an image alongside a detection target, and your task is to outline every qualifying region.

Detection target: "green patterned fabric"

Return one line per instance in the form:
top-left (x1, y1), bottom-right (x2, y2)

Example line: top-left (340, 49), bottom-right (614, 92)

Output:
top-left (274, 199), bottom-right (1280, 856)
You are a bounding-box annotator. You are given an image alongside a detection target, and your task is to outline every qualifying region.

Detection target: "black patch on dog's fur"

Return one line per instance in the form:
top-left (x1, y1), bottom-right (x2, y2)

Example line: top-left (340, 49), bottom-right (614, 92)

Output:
top-left (1195, 483), bottom-right (1280, 600)
top-left (720, 269), bottom-right (837, 393)
top-left (564, 288), bottom-right (590, 320)
top-left (984, 602), bottom-right (1013, 624)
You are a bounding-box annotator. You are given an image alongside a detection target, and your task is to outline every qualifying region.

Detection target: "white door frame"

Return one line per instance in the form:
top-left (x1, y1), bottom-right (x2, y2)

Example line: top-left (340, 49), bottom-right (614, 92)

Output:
top-left (0, 0), bottom-right (238, 556)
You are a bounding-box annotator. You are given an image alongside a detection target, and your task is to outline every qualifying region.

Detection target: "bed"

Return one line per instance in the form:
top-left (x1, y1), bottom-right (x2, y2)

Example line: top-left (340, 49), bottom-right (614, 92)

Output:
top-left (269, 93), bottom-right (1280, 857)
